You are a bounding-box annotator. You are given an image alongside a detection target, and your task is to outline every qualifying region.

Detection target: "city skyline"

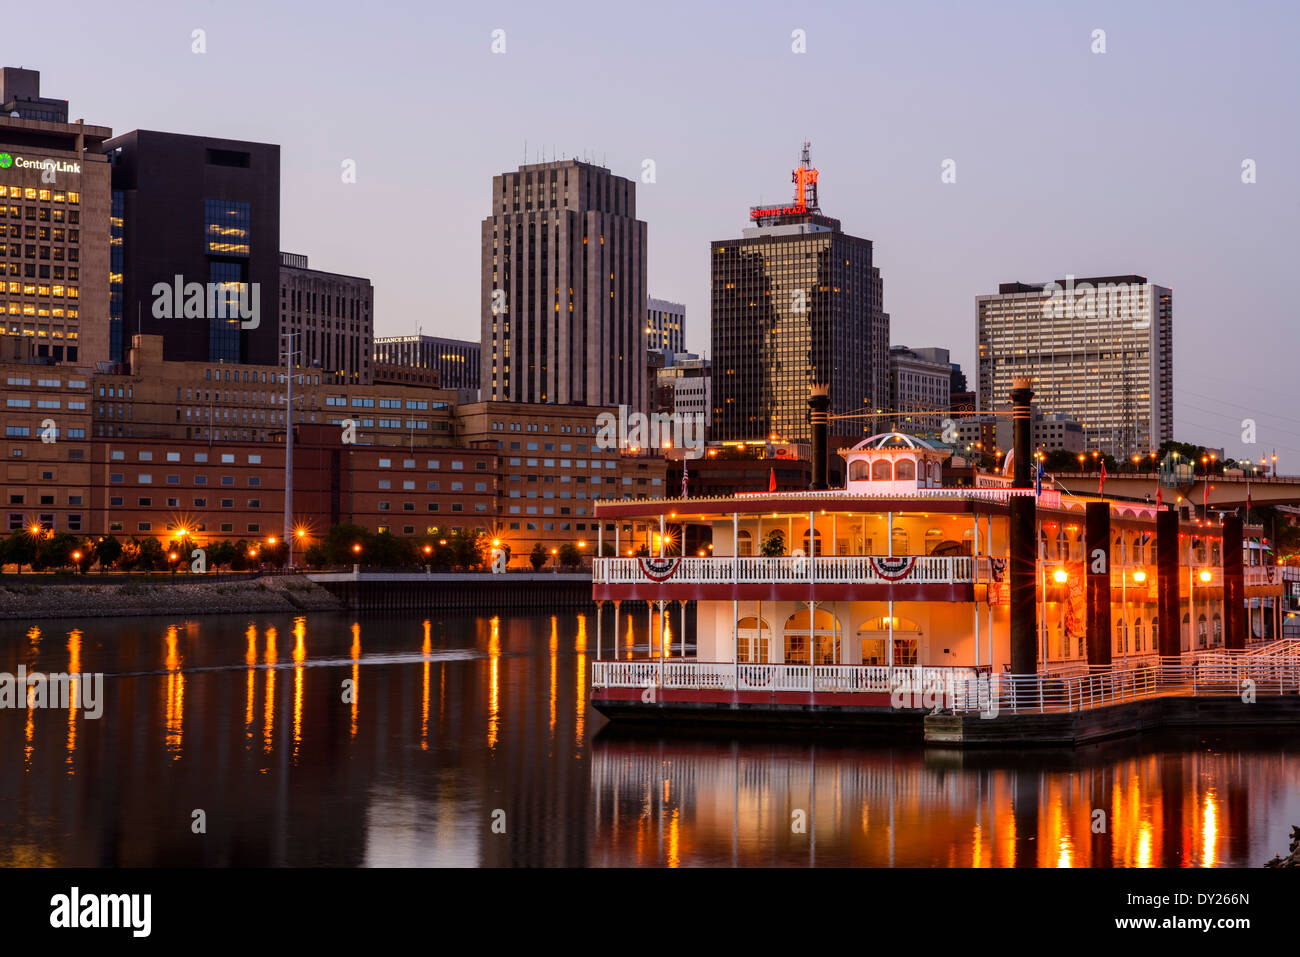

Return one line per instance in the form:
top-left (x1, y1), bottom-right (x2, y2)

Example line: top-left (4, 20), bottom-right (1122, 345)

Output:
top-left (10, 0), bottom-right (1299, 463)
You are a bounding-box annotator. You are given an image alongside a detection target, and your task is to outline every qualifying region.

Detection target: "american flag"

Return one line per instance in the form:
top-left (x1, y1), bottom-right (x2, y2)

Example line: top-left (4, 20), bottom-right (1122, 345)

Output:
top-left (681, 458), bottom-right (689, 498)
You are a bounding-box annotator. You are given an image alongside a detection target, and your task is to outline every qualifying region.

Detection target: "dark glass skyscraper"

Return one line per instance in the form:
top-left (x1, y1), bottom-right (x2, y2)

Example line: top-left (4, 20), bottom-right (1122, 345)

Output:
top-left (105, 131), bottom-right (280, 365)
top-left (710, 145), bottom-right (890, 444)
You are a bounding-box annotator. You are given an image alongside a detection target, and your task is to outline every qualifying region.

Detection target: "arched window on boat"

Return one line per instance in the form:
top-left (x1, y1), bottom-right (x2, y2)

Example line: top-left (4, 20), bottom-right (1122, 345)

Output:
top-left (1181, 612), bottom-right (1191, 651)
top-left (849, 459), bottom-right (870, 481)
top-left (924, 527), bottom-right (943, 554)
top-left (801, 527), bottom-right (823, 556)
top-left (1197, 613), bottom-right (1208, 648)
top-left (857, 616), bottom-right (921, 667)
top-left (736, 616), bottom-right (770, 663)
top-left (783, 608), bottom-right (839, 665)
top-left (871, 459), bottom-right (892, 481)
top-left (736, 528), bottom-right (753, 557)
top-left (1212, 613), bottom-right (1222, 646)
top-left (1210, 539), bottom-right (1221, 565)
top-left (891, 525), bottom-right (909, 555)
top-left (894, 457), bottom-right (916, 481)
top-left (1151, 616), bottom-right (1159, 651)
top-left (1133, 618), bottom-right (1145, 653)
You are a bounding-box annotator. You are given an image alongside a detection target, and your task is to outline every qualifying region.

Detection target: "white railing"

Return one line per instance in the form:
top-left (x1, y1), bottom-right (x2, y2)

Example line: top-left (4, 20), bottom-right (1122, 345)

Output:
top-left (593, 555), bottom-right (975, 585)
top-left (594, 648), bottom-right (1300, 715)
top-left (951, 655), bottom-right (1300, 715)
top-left (592, 660), bottom-right (981, 694)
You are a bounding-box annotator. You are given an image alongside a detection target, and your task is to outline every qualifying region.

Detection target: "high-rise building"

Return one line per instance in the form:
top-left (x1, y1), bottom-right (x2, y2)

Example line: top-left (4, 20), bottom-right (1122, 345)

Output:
top-left (0, 67), bottom-right (112, 365)
top-left (656, 351), bottom-right (712, 426)
top-left (481, 159), bottom-right (647, 410)
top-left (976, 275), bottom-right (1173, 457)
top-left (374, 334), bottom-right (480, 394)
top-left (647, 296), bottom-right (685, 352)
top-left (888, 345), bottom-right (951, 436)
top-left (105, 130), bottom-right (281, 365)
top-left (279, 252), bottom-right (373, 384)
top-left (710, 144), bottom-right (889, 444)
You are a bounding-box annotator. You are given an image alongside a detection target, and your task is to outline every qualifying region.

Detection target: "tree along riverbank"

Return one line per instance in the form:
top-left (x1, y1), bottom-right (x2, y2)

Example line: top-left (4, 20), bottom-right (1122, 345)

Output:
top-left (0, 575), bottom-right (343, 621)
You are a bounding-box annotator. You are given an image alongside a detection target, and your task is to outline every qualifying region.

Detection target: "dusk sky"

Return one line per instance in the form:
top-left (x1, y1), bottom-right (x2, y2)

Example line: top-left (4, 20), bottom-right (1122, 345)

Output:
top-left (12, 0), bottom-right (1298, 461)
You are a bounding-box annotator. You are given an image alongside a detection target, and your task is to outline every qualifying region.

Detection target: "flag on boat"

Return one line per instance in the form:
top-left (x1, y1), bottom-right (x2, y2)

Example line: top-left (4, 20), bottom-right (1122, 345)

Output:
top-left (681, 458), bottom-right (688, 498)
top-left (1098, 459), bottom-right (1108, 495)
top-left (768, 467), bottom-right (776, 492)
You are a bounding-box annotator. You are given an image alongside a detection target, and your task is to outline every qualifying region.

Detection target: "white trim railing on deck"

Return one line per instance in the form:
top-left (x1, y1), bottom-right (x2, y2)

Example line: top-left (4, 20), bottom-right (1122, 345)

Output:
top-left (592, 660), bottom-right (981, 694)
top-left (594, 648), bottom-right (1300, 714)
top-left (594, 555), bottom-right (975, 585)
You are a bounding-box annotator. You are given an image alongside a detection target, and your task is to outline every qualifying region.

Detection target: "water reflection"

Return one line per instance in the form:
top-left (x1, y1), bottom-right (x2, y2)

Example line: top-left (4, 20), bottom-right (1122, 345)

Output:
top-left (0, 610), bottom-right (1294, 867)
top-left (588, 732), bottom-right (1297, 867)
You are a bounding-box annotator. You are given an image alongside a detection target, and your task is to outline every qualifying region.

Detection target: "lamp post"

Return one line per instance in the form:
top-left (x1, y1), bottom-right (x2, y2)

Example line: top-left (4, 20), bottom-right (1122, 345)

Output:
top-left (280, 333), bottom-right (321, 571)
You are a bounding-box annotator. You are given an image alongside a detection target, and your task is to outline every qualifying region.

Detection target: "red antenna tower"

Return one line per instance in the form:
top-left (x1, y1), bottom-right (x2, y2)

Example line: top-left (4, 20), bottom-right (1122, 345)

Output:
top-left (792, 140), bottom-right (820, 212)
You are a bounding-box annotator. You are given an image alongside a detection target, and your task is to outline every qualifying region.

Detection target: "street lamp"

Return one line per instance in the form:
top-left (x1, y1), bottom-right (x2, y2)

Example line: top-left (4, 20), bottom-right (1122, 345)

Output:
top-left (280, 333), bottom-right (321, 571)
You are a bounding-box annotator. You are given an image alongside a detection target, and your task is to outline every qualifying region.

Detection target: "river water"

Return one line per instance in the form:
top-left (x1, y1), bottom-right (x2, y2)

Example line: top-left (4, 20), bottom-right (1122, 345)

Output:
top-left (1, 610), bottom-right (1296, 867)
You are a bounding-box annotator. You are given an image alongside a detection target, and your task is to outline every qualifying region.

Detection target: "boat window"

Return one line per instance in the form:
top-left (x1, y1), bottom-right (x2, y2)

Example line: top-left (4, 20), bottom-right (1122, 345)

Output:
top-left (736, 616), bottom-right (770, 663)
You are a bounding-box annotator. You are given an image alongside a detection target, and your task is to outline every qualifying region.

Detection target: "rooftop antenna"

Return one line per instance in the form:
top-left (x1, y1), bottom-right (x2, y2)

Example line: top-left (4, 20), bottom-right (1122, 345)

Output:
top-left (794, 139), bottom-right (820, 212)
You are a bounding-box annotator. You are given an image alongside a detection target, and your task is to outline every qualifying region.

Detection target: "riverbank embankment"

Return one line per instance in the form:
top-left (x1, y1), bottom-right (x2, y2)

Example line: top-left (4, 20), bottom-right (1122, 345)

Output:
top-left (0, 575), bottom-right (343, 621)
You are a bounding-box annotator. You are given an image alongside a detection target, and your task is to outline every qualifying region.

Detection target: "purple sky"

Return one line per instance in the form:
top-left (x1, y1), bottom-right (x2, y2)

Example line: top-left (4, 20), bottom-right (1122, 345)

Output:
top-left (11, 0), bottom-right (1299, 462)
